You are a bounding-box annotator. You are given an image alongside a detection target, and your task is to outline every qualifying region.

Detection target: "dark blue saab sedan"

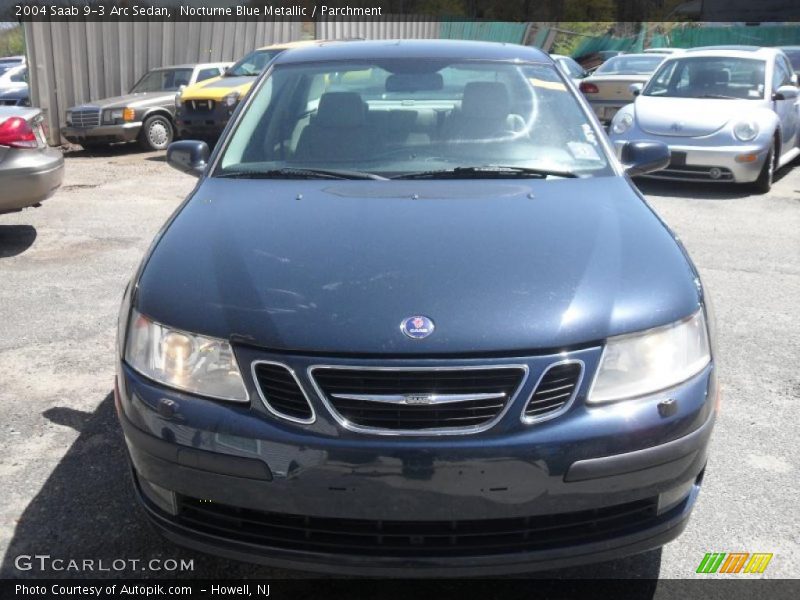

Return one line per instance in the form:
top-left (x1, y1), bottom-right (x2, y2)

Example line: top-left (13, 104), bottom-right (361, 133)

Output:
top-left (115, 40), bottom-right (718, 575)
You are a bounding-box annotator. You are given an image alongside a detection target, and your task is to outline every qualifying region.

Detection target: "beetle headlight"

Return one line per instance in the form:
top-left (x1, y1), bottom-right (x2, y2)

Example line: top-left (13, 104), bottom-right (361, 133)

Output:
top-left (733, 120), bottom-right (758, 142)
top-left (611, 112), bottom-right (633, 135)
top-left (223, 91), bottom-right (240, 108)
top-left (588, 310), bottom-right (710, 404)
top-left (124, 310), bottom-right (248, 402)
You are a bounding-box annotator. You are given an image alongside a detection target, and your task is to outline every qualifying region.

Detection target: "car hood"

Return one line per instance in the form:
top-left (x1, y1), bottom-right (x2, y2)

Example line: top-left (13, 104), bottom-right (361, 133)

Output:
top-left (136, 177), bottom-right (700, 355)
top-left (635, 96), bottom-right (757, 137)
top-left (75, 92), bottom-right (175, 110)
top-left (180, 76), bottom-right (255, 101)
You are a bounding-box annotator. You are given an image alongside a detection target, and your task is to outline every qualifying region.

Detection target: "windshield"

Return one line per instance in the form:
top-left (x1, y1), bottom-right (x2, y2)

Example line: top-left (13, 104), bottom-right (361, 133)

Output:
top-left (644, 56), bottom-right (766, 99)
top-left (595, 55), bottom-right (663, 75)
top-left (217, 59), bottom-right (612, 179)
top-left (131, 68), bottom-right (192, 93)
top-left (226, 49), bottom-right (283, 77)
top-left (783, 49), bottom-right (800, 71)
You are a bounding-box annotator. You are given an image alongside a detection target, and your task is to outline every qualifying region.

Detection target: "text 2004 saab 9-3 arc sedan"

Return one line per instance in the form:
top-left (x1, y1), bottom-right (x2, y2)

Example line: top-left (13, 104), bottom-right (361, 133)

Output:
top-left (115, 40), bottom-right (718, 575)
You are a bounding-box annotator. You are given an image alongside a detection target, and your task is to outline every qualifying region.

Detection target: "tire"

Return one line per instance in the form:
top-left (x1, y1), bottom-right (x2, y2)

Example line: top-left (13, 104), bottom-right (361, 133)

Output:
top-left (138, 114), bottom-right (174, 151)
top-left (751, 142), bottom-right (776, 195)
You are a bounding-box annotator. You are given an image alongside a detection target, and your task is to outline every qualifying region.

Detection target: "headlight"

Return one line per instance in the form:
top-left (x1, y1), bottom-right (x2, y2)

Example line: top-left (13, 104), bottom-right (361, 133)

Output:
top-left (588, 310), bottom-right (710, 404)
top-left (611, 112), bottom-right (633, 135)
top-left (105, 109), bottom-right (123, 123)
top-left (733, 120), bottom-right (758, 142)
top-left (223, 91), bottom-right (240, 108)
top-left (65, 111), bottom-right (72, 125)
top-left (175, 95), bottom-right (183, 109)
top-left (124, 310), bottom-right (248, 402)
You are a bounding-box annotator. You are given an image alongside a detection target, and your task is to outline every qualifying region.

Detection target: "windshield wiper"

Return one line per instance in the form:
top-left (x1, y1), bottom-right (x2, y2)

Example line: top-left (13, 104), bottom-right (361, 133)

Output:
top-left (392, 165), bottom-right (578, 180)
top-left (216, 167), bottom-right (387, 180)
top-left (697, 94), bottom-right (739, 100)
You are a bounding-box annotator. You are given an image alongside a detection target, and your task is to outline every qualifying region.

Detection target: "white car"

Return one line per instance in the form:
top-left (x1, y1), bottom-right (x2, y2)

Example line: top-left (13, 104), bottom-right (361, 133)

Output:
top-left (608, 47), bottom-right (800, 193)
top-left (0, 65), bottom-right (27, 92)
top-left (550, 54), bottom-right (589, 85)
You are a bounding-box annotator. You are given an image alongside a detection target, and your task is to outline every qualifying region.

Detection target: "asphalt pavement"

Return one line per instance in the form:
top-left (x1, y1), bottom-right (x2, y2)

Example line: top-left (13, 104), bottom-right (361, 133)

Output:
top-left (0, 146), bottom-right (798, 582)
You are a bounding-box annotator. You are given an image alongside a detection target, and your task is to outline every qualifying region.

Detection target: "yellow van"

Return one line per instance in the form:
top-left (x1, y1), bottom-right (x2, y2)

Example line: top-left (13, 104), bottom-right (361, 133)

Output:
top-left (175, 40), bottom-right (320, 140)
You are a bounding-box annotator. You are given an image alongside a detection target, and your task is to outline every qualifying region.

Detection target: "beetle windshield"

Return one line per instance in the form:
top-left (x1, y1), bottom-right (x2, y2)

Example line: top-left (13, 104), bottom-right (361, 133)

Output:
top-left (217, 59), bottom-right (613, 179)
top-left (226, 49), bottom-right (283, 77)
top-left (131, 68), bottom-right (193, 93)
top-left (644, 56), bottom-right (766, 99)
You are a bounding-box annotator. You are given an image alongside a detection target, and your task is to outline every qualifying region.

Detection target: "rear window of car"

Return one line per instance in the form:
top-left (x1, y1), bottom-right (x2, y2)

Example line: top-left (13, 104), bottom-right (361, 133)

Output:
top-left (595, 56), bottom-right (663, 75)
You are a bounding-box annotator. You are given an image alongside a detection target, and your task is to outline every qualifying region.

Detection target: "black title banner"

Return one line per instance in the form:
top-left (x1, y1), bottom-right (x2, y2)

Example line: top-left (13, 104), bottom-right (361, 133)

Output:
top-left (4, 0), bottom-right (800, 23)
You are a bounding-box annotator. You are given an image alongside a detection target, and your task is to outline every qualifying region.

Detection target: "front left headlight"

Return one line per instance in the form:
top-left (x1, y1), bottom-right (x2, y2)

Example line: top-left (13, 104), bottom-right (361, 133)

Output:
top-left (733, 120), bottom-right (758, 142)
top-left (104, 109), bottom-right (123, 124)
top-left (223, 91), bottom-right (240, 108)
top-left (124, 309), bottom-right (248, 402)
top-left (588, 309), bottom-right (710, 404)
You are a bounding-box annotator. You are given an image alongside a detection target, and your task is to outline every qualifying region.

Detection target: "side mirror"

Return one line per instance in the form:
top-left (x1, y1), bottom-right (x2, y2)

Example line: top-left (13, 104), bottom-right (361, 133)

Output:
top-left (629, 83), bottom-right (644, 96)
top-left (167, 140), bottom-right (209, 177)
top-left (620, 140), bottom-right (670, 177)
top-left (178, 84), bottom-right (186, 93)
top-left (773, 85), bottom-right (798, 101)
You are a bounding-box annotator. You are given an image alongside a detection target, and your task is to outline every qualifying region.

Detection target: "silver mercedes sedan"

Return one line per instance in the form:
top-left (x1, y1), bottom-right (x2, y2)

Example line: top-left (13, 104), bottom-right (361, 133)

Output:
top-left (608, 47), bottom-right (800, 193)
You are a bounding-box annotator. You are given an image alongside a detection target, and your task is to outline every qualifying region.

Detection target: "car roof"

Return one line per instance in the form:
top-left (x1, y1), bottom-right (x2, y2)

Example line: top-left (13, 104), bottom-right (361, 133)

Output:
top-left (273, 39), bottom-right (551, 65)
top-left (679, 46), bottom-right (779, 59)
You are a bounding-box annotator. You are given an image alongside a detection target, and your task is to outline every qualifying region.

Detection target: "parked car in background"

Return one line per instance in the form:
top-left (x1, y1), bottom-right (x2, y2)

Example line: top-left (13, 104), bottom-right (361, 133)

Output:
top-left (0, 85), bottom-right (30, 107)
top-left (62, 63), bottom-right (230, 151)
top-left (609, 47), bottom-right (800, 193)
top-left (0, 64), bottom-right (27, 92)
top-left (580, 53), bottom-right (665, 123)
top-left (0, 106), bottom-right (64, 215)
top-left (175, 40), bottom-right (319, 140)
top-left (551, 54), bottom-right (589, 84)
top-left (0, 55), bottom-right (25, 74)
top-left (779, 46), bottom-right (800, 77)
top-left (117, 40), bottom-right (718, 576)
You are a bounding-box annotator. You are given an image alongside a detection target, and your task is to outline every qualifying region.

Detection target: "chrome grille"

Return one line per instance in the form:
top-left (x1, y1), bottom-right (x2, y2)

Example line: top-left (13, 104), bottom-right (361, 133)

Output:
top-left (71, 107), bottom-right (101, 128)
top-left (523, 361), bottom-right (583, 423)
top-left (252, 361), bottom-right (314, 424)
top-left (309, 365), bottom-right (527, 434)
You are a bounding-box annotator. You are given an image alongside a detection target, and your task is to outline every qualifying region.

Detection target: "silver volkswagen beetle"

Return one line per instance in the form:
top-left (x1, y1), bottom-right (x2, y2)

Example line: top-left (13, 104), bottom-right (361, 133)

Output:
top-left (608, 47), bottom-right (800, 193)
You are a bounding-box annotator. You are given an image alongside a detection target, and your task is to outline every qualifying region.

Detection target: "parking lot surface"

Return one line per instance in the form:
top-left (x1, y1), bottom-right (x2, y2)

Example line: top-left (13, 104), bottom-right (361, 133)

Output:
top-left (0, 147), bottom-right (798, 579)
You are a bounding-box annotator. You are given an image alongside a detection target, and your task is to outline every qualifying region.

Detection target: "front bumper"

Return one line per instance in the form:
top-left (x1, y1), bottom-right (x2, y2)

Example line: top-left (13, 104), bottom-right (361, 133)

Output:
top-left (612, 139), bottom-right (769, 183)
top-left (0, 146), bottom-right (64, 214)
top-left (116, 347), bottom-right (717, 575)
top-left (61, 123), bottom-right (142, 145)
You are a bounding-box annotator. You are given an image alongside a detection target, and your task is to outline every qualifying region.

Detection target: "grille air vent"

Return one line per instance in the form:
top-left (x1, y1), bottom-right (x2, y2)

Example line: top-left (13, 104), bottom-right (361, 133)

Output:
top-left (253, 362), bottom-right (314, 423)
top-left (523, 362), bottom-right (582, 421)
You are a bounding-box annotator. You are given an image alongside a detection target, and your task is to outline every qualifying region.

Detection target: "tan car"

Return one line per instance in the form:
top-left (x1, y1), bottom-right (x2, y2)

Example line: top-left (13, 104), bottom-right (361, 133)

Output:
top-left (579, 53), bottom-right (665, 124)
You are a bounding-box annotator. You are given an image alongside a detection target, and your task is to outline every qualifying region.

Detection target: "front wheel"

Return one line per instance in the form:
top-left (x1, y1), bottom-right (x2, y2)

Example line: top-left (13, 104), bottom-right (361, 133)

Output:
top-left (138, 115), bottom-right (174, 151)
top-left (751, 143), bottom-right (775, 195)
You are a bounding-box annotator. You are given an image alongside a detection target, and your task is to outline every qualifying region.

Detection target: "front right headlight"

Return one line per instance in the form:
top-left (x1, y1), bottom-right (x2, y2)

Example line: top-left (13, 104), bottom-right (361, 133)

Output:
top-left (65, 111), bottom-right (72, 126)
top-left (733, 120), bottom-right (758, 142)
top-left (124, 309), bottom-right (248, 402)
top-left (611, 112), bottom-right (633, 135)
top-left (588, 309), bottom-right (711, 404)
